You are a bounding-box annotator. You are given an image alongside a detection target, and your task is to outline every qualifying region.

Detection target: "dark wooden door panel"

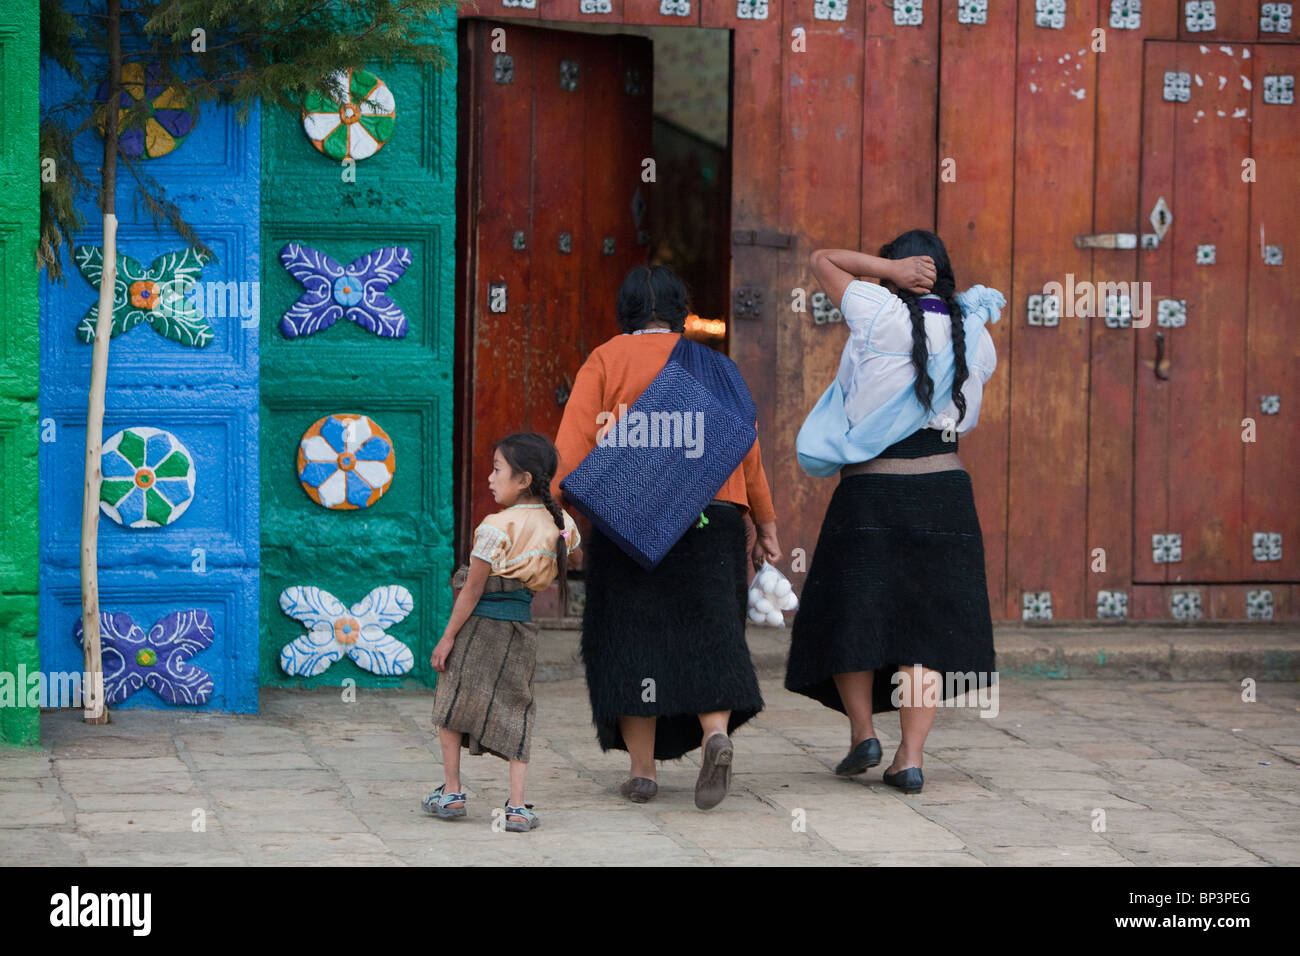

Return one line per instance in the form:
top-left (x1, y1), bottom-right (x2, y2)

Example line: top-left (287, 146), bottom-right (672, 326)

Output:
top-left (1137, 40), bottom-right (1254, 584)
top-left (1005, 2), bottom-right (1096, 619)
top-left (1134, 40), bottom-right (1178, 585)
top-left (462, 21), bottom-right (652, 553)
top-left (1243, 43), bottom-right (1300, 582)
top-left (467, 21), bottom-right (537, 538)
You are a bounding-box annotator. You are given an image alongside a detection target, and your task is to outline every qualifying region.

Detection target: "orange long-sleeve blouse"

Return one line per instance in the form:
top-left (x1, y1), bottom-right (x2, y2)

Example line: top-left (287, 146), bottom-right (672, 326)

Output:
top-left (551, 331), bottom-right (777, 525)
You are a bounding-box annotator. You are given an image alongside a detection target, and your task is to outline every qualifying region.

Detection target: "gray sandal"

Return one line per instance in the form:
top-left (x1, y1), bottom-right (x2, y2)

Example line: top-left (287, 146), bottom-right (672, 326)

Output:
top-left (504, 802), bottom-right (540, 832)
top-left (422, 784), bottom-right (467, 819)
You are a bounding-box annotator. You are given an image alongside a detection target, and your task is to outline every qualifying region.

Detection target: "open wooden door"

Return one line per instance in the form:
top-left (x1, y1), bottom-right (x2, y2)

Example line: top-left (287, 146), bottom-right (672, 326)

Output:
top-left (456, 20), bottom-right (654, 562)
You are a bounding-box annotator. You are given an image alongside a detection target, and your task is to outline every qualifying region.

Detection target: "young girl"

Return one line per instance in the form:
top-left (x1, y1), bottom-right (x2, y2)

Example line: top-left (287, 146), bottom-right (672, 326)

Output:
top-left (423, 432), bottom-right (580, 831)
top-left (785, 229), bottom-right (1005, 796)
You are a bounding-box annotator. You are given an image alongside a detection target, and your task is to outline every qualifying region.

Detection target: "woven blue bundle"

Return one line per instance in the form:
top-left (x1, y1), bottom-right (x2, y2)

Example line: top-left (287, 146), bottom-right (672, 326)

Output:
top-left (561, 337), bottom-right (758, 570)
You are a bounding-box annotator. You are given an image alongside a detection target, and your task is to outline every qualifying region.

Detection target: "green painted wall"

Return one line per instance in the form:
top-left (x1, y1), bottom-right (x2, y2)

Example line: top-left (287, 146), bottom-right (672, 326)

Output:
top-left (259, 17), bottom-right (458, 689)
top-left (0, 1), bottom-right (41, 746)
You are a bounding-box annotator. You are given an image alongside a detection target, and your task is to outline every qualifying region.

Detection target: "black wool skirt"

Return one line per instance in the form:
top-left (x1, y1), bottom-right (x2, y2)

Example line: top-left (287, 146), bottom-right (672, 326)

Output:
top-left (785, 470), bottom-right (996, 716)
top-left (581, 501), bottom-right (764, 761)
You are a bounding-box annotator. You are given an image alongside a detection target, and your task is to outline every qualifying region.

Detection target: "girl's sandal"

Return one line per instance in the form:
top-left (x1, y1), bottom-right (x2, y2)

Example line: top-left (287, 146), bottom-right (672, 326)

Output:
top-left (503, 802), bottom-right (540, 832)
top-left (422, 784), bottom-right (467, 819)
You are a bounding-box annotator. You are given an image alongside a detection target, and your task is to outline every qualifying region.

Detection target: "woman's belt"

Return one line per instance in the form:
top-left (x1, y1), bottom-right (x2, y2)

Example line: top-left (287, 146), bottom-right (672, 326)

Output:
top-left (472, 588), bottom-right (534, 622)
top-left (840, 453), bottom-right (964, 477)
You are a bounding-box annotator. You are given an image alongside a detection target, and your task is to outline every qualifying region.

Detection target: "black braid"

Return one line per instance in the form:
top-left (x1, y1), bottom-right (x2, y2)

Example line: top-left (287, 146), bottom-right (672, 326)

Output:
top-left (877, 230), bottom-right (969, 429)
top-left (898, 289), bottom-right (937, 416)
top-left (947, 292), bottom-right (969, 427)
top-left (896, 284), bottom-right (968, 428)
top-left (535, 482), bottom-right (569, 615)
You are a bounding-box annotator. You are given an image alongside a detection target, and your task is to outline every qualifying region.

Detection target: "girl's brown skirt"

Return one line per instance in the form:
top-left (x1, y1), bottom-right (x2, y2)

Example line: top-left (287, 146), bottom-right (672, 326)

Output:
top-left (431, 575), bottom-right (538, 763)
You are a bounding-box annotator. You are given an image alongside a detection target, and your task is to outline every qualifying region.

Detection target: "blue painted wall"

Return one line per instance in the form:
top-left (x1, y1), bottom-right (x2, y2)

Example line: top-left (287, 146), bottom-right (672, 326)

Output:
top-left (38, 53), bottom-right (261, 712)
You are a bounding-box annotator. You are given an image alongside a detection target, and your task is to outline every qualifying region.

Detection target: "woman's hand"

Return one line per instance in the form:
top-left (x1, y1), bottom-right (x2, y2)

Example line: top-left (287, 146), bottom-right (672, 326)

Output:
top-left (430, 635), bottom-right (453, 672)
top-left (889, 255), bottom-right (936, 295)
top-left (751, 520), bottom-right (782, 569)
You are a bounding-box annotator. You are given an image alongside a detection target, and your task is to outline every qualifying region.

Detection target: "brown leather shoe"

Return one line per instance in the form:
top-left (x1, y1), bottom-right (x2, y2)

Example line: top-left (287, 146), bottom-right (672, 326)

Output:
top-left (694, 733), bottom-right (734, 810)
top-left (619, 776), bottom-right (658, 803)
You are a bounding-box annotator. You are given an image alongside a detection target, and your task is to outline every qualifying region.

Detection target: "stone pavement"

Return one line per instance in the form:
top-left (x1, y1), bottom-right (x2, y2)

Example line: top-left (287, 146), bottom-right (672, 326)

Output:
top-left (2, 672), bottom-right (1298, 866)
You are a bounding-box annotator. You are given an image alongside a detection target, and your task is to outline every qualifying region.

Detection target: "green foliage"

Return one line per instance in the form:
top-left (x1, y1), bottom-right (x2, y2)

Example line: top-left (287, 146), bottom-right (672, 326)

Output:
top-left (38, 0), bottom-right (457, 276)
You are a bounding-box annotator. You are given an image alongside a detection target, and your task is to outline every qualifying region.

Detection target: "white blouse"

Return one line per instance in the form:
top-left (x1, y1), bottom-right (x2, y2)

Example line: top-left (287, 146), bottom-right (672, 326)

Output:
top-left (835, 280), bottom-right (999, 433)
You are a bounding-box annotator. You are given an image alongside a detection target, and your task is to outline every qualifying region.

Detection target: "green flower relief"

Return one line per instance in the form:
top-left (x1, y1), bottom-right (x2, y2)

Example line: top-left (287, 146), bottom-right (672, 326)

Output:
top-left (73, 245), bottom-right (215, 347)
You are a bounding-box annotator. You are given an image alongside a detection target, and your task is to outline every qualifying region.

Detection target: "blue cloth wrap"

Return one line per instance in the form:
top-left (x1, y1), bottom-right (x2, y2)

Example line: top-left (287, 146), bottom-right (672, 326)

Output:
top-left (795, 284), bottom-right (1006, 478)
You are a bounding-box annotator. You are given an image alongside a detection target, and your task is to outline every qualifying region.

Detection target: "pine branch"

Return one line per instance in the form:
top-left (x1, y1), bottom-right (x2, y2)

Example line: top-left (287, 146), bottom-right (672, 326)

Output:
top-left (38, 0), bottom-right (457, 277)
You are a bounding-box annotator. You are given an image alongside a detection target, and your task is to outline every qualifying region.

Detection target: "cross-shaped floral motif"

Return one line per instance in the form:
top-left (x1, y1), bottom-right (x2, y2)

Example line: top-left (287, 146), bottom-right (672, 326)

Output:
top-left (279, 243), bottom-right (412, 339)
top-left (74, 245), bottom-right (214, 347)
top-left (279, 585), bottom-right (415, 676)
top-left (74, 609), bottom-right (215, 705)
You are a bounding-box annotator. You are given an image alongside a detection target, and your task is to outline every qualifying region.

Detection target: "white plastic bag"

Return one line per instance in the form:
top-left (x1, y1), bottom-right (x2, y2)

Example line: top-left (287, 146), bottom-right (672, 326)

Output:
top-left (747, 561), bottom-right (799, 627)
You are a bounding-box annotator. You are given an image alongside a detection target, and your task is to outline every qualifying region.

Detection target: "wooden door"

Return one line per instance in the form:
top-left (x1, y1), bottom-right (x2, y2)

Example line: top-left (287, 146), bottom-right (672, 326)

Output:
top-left (1136, 41), bottom-right (1299, 587)
top-left (457, 20), bottom-right (653, 552)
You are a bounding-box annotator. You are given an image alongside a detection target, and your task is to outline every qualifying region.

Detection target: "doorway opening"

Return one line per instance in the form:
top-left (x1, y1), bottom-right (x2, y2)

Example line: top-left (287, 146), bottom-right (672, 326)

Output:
top-left (453, 17), bottom-right (735, 614)
top-left (534, 18), bottom-right (734, 348)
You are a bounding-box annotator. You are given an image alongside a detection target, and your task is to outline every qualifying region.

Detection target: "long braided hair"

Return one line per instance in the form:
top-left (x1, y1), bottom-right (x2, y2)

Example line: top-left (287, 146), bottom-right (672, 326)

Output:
top-left (494, 432), bottom-right (569, 611)
top-left (877, 229), bottom-right (969, 427)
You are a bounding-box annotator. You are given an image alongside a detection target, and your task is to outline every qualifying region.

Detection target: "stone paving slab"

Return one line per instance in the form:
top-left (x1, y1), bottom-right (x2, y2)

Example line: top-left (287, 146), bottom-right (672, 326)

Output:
top-left (2, 675), bottom-right (1298, 866)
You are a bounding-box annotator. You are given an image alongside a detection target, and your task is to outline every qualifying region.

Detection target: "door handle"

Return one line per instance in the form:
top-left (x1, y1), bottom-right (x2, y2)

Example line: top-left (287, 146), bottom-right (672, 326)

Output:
top-left (1074, 233), bottom-right (1138, 249)
top-left (1153, 331), bottom-right (1169, 380)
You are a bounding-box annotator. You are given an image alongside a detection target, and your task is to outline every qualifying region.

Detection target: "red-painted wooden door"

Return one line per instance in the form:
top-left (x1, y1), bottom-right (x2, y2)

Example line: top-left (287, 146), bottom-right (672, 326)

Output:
top-left (1135, 41), bottom-right (1299, 589)
top-left (457, 20), bottom-right (653, 553)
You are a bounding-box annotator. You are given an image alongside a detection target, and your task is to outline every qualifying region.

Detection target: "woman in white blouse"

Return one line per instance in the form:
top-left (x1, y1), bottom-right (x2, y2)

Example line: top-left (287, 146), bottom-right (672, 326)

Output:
top-left (784, 229), bottom-right (1005, 795)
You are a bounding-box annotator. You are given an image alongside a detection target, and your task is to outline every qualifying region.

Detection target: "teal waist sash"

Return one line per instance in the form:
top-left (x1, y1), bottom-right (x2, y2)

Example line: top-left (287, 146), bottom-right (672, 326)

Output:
top-left (472, 588), bottom-right (534, 623)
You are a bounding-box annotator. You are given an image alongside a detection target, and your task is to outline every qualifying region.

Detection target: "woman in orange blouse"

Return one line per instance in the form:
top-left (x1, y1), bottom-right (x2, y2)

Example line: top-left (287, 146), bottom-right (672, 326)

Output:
top-left (553, 265), bottom-right (781, 810)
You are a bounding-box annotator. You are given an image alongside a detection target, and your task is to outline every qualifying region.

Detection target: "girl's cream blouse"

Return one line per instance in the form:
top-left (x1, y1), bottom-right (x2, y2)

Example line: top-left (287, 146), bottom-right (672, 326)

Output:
top-left (470, 503), bottom-right (581, 592)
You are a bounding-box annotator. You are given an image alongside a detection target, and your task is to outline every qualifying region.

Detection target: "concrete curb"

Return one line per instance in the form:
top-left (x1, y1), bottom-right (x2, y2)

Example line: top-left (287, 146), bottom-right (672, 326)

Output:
top-left (535, 623), bottom-right (1300, 683)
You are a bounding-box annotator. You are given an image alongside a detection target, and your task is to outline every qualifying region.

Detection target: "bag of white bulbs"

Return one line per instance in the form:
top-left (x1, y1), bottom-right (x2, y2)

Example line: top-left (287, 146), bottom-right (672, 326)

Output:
top-left (747, 561), bottom-right (798, 627)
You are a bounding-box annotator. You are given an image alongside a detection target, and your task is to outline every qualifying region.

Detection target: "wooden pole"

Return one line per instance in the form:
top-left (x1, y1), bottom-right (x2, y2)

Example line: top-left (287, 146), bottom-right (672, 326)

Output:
top-left (81, 0), bottom-right (121, 725)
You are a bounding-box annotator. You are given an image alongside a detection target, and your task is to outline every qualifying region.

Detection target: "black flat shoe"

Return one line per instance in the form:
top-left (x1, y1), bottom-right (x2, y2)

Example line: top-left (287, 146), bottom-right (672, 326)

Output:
top-left (618, 777), bottom-right (659, 803)
top-left (834, 737), bottom-right (882, 776)
top-left (882, 766), bottom-right (924, 794)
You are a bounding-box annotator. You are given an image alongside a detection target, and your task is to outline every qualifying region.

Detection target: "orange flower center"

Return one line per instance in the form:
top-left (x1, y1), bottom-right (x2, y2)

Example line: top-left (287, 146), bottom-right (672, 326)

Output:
top-left (339, 103), bottom-right (359, 124)
top-left (130, 279), bottom-right (161, 311)
top-left (337, 452), bottom-right (356, 471)
top-left (334, 617), bottom-right (361, 645)
top-left (134, 468), bottom-right (155, 489)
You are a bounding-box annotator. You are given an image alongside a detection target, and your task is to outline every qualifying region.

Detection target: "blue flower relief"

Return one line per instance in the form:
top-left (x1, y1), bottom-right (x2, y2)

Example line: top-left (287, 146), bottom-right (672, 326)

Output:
top-left (297, 414), bottom-right (396, 510)
top-left (279, 243), bottom-right (412, 339)
top-left (74, 609), bottom-right (215, 705)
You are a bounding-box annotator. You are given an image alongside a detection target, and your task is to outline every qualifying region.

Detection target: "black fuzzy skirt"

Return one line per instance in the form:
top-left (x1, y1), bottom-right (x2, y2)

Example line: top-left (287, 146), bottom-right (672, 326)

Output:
top-left (785, 470), bottom-right (996, 716)
top-left (581, 502), bottom-right (764, 761)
